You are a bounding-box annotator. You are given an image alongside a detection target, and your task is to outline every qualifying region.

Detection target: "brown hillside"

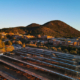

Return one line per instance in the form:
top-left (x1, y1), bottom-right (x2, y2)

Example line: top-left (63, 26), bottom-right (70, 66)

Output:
top-left (27, 23), bottom-right (40, 28)
top-left (0, 20), bottom-right (80, 37)
top-left (26, 20), bottom-right (80, 37)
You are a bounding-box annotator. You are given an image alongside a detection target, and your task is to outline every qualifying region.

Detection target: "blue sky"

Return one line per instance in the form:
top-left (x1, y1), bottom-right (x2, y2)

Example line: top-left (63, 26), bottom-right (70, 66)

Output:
top-left (0, 0), bottom-right (80, 30)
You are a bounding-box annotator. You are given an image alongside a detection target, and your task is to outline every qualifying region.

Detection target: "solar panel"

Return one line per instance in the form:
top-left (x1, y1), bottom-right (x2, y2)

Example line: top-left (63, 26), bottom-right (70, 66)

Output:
top-left (20, 55), bottom-right (79, 74)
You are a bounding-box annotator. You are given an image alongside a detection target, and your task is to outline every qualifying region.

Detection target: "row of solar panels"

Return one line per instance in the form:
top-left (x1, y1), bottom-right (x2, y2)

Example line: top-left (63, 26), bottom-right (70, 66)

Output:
top-left (20, 51), bottom-right (76, 68)
top-left (19, 50), bottom-right (52, 57)
top-left (15, 52), bottom-right (77, 71)
top-left (2, 55), bottom-right (77, 80)
top-left (20, 55), bottom-right (79, 75)
top-left (17, 49), bottom-right (77, 63)
top-left (30, 55), bottom-right (77, 66)
top-left (0, 59), bottom-right (45, 80)
top-left (26, 51), bottom-right (77, 64)
top-left (22, 48), bottom-right (77, 61)
top-left (15, 50), bottom-right (77, 68)
top-left (51, 57), bottom-right (76, 64)
top-left (15, 50), bottom-right (53, 57)
top-left (25, 47), bottom-right (76, 58)
top-left (54, 53), bottom-right (76, 60)
top-left (2, 71), bottom-right (19, 80)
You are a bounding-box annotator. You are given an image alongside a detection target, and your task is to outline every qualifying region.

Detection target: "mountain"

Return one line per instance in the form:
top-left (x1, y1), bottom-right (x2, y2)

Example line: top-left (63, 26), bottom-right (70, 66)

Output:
top-left (27, 23), bottom-right (40, 28)
top-left (0, 20), bottom-right (80, 37)
top-left (26, 20), bottom-right (80, 37)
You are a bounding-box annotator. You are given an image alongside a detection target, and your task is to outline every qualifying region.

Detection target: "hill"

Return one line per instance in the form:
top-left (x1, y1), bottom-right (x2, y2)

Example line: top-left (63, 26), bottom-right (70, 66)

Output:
top-left (0, 26), bottom-right (26, 34)
top-left (26, 20), bottom-right (80, 37)
top-left (0, 20), bottom-right (80, 37)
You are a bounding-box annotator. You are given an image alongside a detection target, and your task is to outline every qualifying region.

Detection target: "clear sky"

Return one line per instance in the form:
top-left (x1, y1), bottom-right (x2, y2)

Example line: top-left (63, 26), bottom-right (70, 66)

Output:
top-left (0, 0), bottom-right (80, 30)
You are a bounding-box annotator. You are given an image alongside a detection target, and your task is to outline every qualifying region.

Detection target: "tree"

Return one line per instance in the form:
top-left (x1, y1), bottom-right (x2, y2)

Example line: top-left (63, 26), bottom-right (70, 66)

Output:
top-left (70, 50), bottom-right (77, 54)
top-left (0, 34), bottom-right (2, 40)
top-left (6, 46), bottom-right (14, 52)
top-left (17, 40), bottom-right (22, 45)
top-left (57, 47), bottom-right (62, 52)
top-left (22, 43), bottom-right (26, 48)
top-left (0, 40), bottom-right (5, 49)
top-left (6, 34), bottom-right (12, 39)
top-left (52, 47), bottom-right (57, 51)
top-left (2, 42), bottom-right (5, 48)
top-left (5, 41), bottom-right (12, 45)
top-left (63, 49), bottom-right (68, 53)
top-left (4, 36), bottom-right (7, 39)
top-left (0, 40), bottom-right (3, 48)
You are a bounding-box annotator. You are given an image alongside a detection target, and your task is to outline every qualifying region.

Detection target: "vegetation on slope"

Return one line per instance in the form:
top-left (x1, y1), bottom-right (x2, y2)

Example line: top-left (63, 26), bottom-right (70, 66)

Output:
top-left (0, 20), bottom-right (80, 37)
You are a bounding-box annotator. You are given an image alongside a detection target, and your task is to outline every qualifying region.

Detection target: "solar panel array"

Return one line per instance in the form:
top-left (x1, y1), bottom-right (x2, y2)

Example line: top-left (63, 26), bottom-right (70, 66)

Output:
top-left (1, 55), bottom-right (76, 80)
top-left (12, 47), bottom-right (80, 80)
top-left (0, 59), bottom-right (47, 80)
